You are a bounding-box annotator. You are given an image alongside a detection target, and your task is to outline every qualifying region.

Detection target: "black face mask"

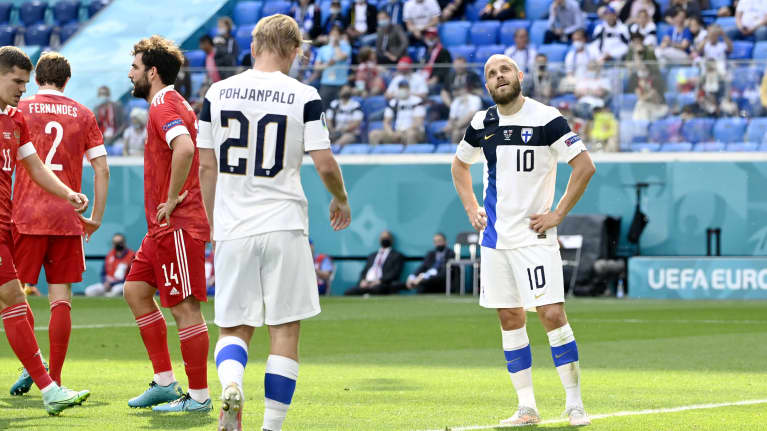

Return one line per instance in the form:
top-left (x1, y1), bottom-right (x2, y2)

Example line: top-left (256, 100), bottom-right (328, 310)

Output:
top-left (380, 238), bottom-right (392, 248)
top-left (114, 243), bottom-right (125, 252)
top-left (435, 244), bottom-right (446, 252)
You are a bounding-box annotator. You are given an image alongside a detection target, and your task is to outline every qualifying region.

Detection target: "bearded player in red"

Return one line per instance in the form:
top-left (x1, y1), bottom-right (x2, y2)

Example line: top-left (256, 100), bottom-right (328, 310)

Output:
top-left (124, 36), bottom-right (212, 413)
top-left (9, 52), bottom-right (109, 395)
top-left (0, 46), bottom-right (90, 415)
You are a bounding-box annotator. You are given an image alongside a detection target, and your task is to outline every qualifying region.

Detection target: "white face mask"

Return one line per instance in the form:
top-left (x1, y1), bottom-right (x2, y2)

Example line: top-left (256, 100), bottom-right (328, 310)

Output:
top-left (573, 41), bottom-right (584, 50)
top-left (330, 7), bottom-right (340, 14)
top-left (217, 26), bottom-right (228, 35)
top-left (396, 89), bottom-right (409, 99)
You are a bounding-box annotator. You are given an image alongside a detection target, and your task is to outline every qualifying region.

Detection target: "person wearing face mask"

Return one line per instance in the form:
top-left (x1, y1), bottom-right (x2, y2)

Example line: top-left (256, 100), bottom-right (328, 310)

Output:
top-left (385, 56), bottom-right (428, 99)
top-left (375, 10), bottom-right (408, 65)
top-left (212, 17), bottom-right (239, 79)
top-left (290, 0), bottom-right (322, 40)
top-left (442, 83), bottom-right (482, 143)
top-left (326, 85), bottom-right (364, 148)
top-left (527, 53), bottom-right (559, 106)
top-left (346, 0), bottom-right (378, 46)
top-left (84, 233), bottom-right (135, 297)
top-left (322, 0), bottom-right (348, 35)
top-left (344, 231), bottom-right (404, 296)
top-left (370, 80), bottom-right (427, 145)
top-left (314, 24), bottom-right (351, 110)
top-left (400, 233), bottom-right (457, 294)
top-left (420, 27), bottom-right (452, 93)
top-left (120, 107), bottom-right (148, 156)
top-left (403, 0), bottom-right (442, 45)
top-left (95, 85), bottom-right (125, 146)
top-left (562, 29), bottom-right (595, 93)
top-left (573, 60), bottom-right (611, 120)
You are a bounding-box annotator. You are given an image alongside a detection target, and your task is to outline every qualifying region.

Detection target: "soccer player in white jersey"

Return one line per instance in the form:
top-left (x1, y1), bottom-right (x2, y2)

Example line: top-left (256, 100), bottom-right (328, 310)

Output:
top-left (451, 54), bottom-right (596, 427)
top-left (197, 14), bottom-right (351, 431)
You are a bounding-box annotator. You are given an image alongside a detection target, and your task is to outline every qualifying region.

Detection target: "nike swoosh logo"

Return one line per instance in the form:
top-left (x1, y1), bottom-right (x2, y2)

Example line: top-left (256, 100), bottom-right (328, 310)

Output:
top-left (534, 292), bottom-right (545, 299)
top-left (484, 134), bottom-right (495, 140)
top-left (555, 350), bottom-right (570, 359)
top-left (507, 357), bottom-right (521, 363)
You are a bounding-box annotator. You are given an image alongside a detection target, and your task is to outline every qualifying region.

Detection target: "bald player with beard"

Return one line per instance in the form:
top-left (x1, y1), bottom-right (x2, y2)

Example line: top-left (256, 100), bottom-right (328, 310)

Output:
top-left (451, 54), bottom-right (596, 427)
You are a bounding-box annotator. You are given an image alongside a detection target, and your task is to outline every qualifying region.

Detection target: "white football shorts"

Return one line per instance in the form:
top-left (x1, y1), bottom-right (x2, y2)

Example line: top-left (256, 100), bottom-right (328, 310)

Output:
top-left (214, 230), bottom-right (320, 327)
top-left (479, 244), bottom-right (565, 310)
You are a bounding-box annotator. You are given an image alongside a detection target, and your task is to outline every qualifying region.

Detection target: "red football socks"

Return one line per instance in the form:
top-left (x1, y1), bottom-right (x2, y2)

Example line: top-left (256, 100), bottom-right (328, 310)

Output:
top-left (48, 300), bottom-right (72, 386)
top-left (178, 323), bottom-right (209, 391)
top-left (2, 303), bottom-right (53, 390)
top-left (135, 310), bottom-right (173, 375)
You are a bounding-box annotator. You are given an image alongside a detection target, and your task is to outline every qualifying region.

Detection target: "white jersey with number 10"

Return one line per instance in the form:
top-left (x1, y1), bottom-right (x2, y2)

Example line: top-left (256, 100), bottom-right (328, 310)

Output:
top-left (197, 69), bottom-right (330, 242)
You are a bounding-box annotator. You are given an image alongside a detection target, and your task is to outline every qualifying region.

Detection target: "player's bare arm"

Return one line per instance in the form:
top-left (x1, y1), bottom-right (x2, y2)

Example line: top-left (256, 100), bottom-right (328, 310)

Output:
top-left (20, 153), bottom-right (88, 213)
top-left (80, 155), bottom-right (109, 242)
top-left (309, 148), bottom-right (351, 231)
top-left (156, 133), bottom-right (194, 225)
top-left (451, 156), bottom-right (487, 232)
top-left (529, 151), bottom-right (596, 233)
top-left (198, 148), bottom-right (217, 240)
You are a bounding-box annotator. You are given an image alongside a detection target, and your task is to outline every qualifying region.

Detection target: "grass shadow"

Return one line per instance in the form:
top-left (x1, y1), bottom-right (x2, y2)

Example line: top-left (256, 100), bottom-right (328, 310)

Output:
top-left (131, 409), bottom-right (216, 429)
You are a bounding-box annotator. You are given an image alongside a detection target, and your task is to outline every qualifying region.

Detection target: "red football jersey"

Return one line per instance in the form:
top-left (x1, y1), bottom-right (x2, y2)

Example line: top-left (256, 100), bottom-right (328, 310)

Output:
top-left (0, 106), bottom-right (37, 232)
top-left (144, 86), bottom-right (209, 241)
top-left (14, 90), bottom-right (105, 235)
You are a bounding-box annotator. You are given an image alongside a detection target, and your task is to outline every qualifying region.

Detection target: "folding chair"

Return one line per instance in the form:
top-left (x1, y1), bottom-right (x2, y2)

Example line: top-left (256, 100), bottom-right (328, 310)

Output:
top-left (559, 235), bottom-right (583, 298)
top-left (446, 231), bottom-right (480, 296)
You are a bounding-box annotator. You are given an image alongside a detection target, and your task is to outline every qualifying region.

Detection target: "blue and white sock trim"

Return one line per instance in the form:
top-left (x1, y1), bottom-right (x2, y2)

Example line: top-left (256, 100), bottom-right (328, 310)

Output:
top-left (502, 327), bottom-right (532, 373)
top-left (215, 336), bottom-right (249, 369)
top-left (264, 355), bottom-right (298, 406)
top-left (547, 323), bottom-right (579, 367)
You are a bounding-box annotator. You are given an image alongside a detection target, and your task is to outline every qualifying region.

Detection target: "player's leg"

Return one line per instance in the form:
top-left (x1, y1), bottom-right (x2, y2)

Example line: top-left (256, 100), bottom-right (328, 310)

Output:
top-left (263, 322), bottom-right (300, 431)
top-left (216, 325), bottom-right (254, 431)
top-left (166, 296), bottom-right (211, 410)
top-left (47, 283), bottom-right (71, 386)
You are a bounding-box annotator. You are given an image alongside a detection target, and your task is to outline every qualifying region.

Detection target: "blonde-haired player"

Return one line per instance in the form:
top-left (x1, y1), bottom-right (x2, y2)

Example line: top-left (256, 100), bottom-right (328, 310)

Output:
top-left (451, 54), bottom-right (595, 426)
top-left (198, 14), bottom-right (350, 431)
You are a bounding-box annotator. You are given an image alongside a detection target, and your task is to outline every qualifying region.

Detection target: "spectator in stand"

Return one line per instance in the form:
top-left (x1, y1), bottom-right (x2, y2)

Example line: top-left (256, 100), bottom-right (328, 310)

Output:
top-left (199, 35), bottom-right (222, 83)
top-left (354, 47), bottom-right (386, 96)
top-left (120, 107), bottom-right (148, 156)
top-left (479, 0), bottom-right (525, 20)
top-left (592, 6), bottom-right (630, 61)
top-left (311, 240), bottom-right (334, 295)
top-left (665, 0), bottom-right (702, 23)
top-left (441, 0), bottom-right (468, 21)
top-left (693, 58), bottom-right (737, 116)
top-left (376, 10), bottom-right (409, 65)
top-left (326, 85), bottom-right (364, 148)
top-left (573, 61), bottom-right (611, 120)
top-left (291, 0), bottom-right (322, 40)
top-left (442, 83), bottom-right (482, 143)
top-left (628, 9), bottom-right (657, 47)
top-left (728, 0), bottom-right (767, 41)
top-left (95, 85), bottom-right (124, 146)
top-left (347, 0), bottom-right (378, 45)
top-left (369, 81), bottom-right (426, 145)
top-left (440, 56), bottom-right (483, 106)
top-left (84, 233), bottom-right (134, 297)
top-left (175, 54), bottom-right (192, 101)
top-left (619, 0), bottom-right (662, 24)
top-left (421, 28), bottom-right (452, 94)
top-left (212, 17), bottom-right (239, 80)
top-left (760, 62), bottom-right (767, 115)
top-left (688, 16), bottom-right (708, 56)
top-left (314, 25), bottom-right (352, 110)
top-left (386, 56), bottom-right (428, 99)
top-left (655, 7), bottom-right (693, 64)
top-left (545, 0), bottom-right (585, 44)
top-left (528, 54), bottom-right (559, 105)
top-left (717, 0), bottom-right (737, 18)
top-left (401, 233), bottom-right (456, 294)
top-left (344, 231), bottom-right (404, 296)
top-left (627, 32), bottom-right (663, 92)
top-left (589, 106), bottom-right (618, 152)
top-left (322, 0), bottom-right (349, 36)
top-left (503, 28), bottom-right (537, 75)
top-left (403, 0), bottom-right (441, 45)
top-left (699, 24), bottom-right (732, 68)
top-left (381, 0), bottom-right (405, 25)
top-left (632, 61), bottom-right (668, 121)
top-left (562, 29), bottom-right (595, 93)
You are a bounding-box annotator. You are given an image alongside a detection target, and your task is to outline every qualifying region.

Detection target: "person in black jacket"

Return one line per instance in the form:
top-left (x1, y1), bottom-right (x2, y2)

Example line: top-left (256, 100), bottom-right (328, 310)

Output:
top-left (213, 17), bottom-right (239, 79)
top-left (346, 0), bottom-right (378, 45)
top-left (404, 233), bottom-right (455, 294)
top-left (344, 231), bottom-right (405, 295)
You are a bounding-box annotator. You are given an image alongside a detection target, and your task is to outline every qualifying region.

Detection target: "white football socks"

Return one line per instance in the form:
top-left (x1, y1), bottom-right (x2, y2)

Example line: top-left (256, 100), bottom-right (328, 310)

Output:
top-left (502, 326), bottom-right (537, 410)
top-left (547, 323), bottom-right (583, 409)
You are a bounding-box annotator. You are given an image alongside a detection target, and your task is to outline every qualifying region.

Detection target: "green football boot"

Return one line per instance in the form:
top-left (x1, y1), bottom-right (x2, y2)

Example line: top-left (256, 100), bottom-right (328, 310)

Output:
top-left (43, 386), bottom-right (90, 416)
top-left (128, 381), bottom-right (184, 408)
top-left (152, 393), bottom-right (212, 413)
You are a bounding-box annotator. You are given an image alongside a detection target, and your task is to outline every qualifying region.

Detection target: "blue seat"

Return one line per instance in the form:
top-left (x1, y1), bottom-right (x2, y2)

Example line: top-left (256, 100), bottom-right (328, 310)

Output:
top-left (403, 143), bottom-right (435, 154)
top-left (525, 0), bottom-right (552, 21)
top-left (660, 142), bottom-right (693, 152)
top-left (470, 21), bottom-right (500, 45)
top-left (666, 66), bottom-right (698, 94)
top-left (753, 41), bottom-right (767, 60)
top-left (362, 96), bottom-right (387, 118)
top-left (726, 142), bottom-right (759, 152)
top-left (499, 20), bottom-right (530, 45)
top-left (371, 144), bottom-right (404, 154)
top-left (435, 143), bottom-right (458, 154)
top-left (676, 92), bottom-right (696, 108)
top-left (20, 1), bottom-right (46, 26)
top-left (746, 118), bottom-right (767, 142)
top-left (190, 72), bottom-right (206, 97)
top-left (715, 16), bottom-right (736, 34)
top-left (339, 143), bottom-right (370, 155)
top-left (694, 142), bottom-right (726, 152)
top-left (233, 1), bottom-right (262, 25)
top-left (631, 142), bottom-right (661, 152)
top-left (186, 49), bottom-right (205, 68)
top-left (464, 1), bottom-right (483, 22)
top-left (107, 143), bottom-right (124, 156)
top-left (235, 25), bottom-right (256, 55)
top-left (550, 94), bottom-right (576, 107)
top-left (367, 120), bottom-right (384, 134)
top-left (729, 41), bottom-right (754, 59)
top-left (710, 0), bottom-right (730, 8)
top-left (681, 118), bottom-right (715, 144)
top-left (58, 22), bottom-right (79, 43)
top-left (656, 0), bottom-right (670, 14)
top-left (125, 99), bottom-right (149, 120)
top-left (447, 44), bottom-right (475, 63)
top-left (331, 144), bottom-right (341, 154)
top-left (440, 21), bottom-right (471, 47)
top-left (648, 117), bottom-right (682, 142)
top-left (620, 119), bottom-right (649, 148)
top-left (261, 0), bottom-right (291, 17)
top-left (53, 0), bottom-right (80, 25)
top-left (427, 120), bottom-right (448, 144)
top-left (474, 44), bottom-right (505, 64)
top-left (713, 117), bottom-right (747, 143)
top-left (537, 43), bottom-right (569, 62)
top-left (529, 20), bottom-right (549, 46)
top-left (760, 143), bottom-right (767, 151)
top-left (0, 24), bottom-right (15, 46)
top-left (656, 22), bottom-right (671, 43)
top-left (618, 93), bottom-right (638, 112)
top-left (88, 0), bottom-right (109, 17)
top-left (0, 2), bottom-right (12, 24)
top-left (24, 24), bottom-right (52, 46)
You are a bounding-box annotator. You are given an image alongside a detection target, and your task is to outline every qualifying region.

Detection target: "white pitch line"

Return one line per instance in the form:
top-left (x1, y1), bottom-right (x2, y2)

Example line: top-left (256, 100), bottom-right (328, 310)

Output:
top-left (421, 398), bottom-right (767, 431)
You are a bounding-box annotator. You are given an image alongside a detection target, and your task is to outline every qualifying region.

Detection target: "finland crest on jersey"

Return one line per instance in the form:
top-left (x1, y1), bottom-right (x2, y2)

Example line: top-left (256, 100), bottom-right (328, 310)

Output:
top-left (455, 97), bottom-right (588, 250)
top-left (197, 69), bottom-right (331, 242)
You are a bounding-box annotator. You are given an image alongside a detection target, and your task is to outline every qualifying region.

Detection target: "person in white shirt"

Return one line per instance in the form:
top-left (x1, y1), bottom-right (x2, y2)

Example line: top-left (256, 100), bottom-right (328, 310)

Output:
top-left (120, 107), bottom-right (147, 156)
top-left (564, 29), bottom-right (594, 80)
top-left (442, 83), bottom-right (483, 143)
top-left (591, 6), bottom-right (630, 61)
top-left (369, 81), bottom-right (426, 145)
top-left (729, 0), bottom-right (767, 41)
top-left (627, 9), bottom-right (657, 47)
top-left (403, 0), bottom-right (441, 44)
top-left (326, 86), bottom-right (364, 147)
top-left (574, 61), bottom-right (612, 119)
top-left (504, 29), bottom-right (537, 75)
top-left (451, 53), bottom-right (595, 428)
top-left (385, 56), bottom-right (428, 100)
top-left (698, 24), bottom-right (733, 74)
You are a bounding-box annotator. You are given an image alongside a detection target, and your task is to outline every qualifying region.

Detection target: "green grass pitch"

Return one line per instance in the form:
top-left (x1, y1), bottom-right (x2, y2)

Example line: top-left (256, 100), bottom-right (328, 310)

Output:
top-left (0, 296), bottom-right (765, 430)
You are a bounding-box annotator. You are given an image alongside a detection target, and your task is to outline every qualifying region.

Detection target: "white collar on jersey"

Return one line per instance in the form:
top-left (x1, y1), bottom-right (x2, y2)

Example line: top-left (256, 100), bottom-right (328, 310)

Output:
top-left (0, 105), bottom-right (11, 115)
top-left (36, 89), bottom-right (65, 97)
top-left (151, 85), bottom-right (175, 105)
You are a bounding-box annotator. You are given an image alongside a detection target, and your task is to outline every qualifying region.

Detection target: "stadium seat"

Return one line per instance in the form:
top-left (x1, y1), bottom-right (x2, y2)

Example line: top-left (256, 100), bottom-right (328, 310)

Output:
top-left (185, 49), bottom-right (205, 68)
top-left (694, 142), bottom-right (726, 152)
top-left (648, 117), bottom-right (682, 142)
top-left (537, 43), bottom-right (569, 62)
top-left (710, 0), bottom-right (730, 9)
top-left (676, 92), bottom-right (695, 108)
top-left (447, 44), bottom-right (475, 63)
top-left (469, 21), bottom-right (500, 45)
top-left (474, 44), bottom-right (505, 64)
top-left (107, 143), bottom-right (123, 156)
top-left (0, 2), bottom-right (12, 25)
top-left (235, 25), bottom-right (256, 56)
top-left (666, 66), bottom-right (698, 94)
top-left (656, 0), bottom-right (670, 14)
top-left (529, 20), bottom-right (549, 46)
top-left (499, 20), bottom-right (530, 45)
top-left (190, 72), bottom-right (205, 97)
top-left (88, 0), bottom-right (109, 17)
top-left (20, 1), bottom-right (47, 26)
top-left (53, 0), bottom-right (80, 26)
top-left (440, 21), bottom-right (471, 47)
top-left (262, 0), bottom-right (291, 17)
top-left (331, 144), bottom-right (341, 154)
top-left (233, 1), bottom-right (262, 26)
top-left (58, 22), bottom-right (79, 43)
top-left (339, 144), bottom-right (370, 155)
top-left (681, 118), bottom-right (715, 143)
top-left (631, 142), bottom-right (661, 152)
top-left (550, 94), bottom-right (576, 107)
top-left (403, 143), bottom-right (435, 154)
top-left (746, 118), bottom-right (767, 143)
top-left (525, 0), bottom-right (552, 21)
top-left (367, 120), bottom-right (384, 134)
top-left (435, 143), bottom-right (458, 153)
top-left (371, 144), bottom-right (404, 154)
top-left (24, 24), bottom-right (52, 46)
top-left (619, 119), bottom-right (649, 148)
top-left (660, 142), bottom-right (693, 152)
top-left (426, 120), bottom-right (448, 144)
top-left (712, 118), bottom-right (747, 143)
top-left (656, 22), bottom-right (671, 44)
top-left (753, 42), bottom-right (767, 60)
top-left (362, 96), bottom-right (387, 120)
top-left (715, 16), bottom-right (736, 35)
top-left (0, 24), bottom-right (15, 46)
top-left (729, 41), bottom-right (754, 59)
top-left (726, 142), bottom-right (759, 152)
top-left (617, 93), bottom-right (638, 112)
top-left (464, 1), bottom-right (483, 22)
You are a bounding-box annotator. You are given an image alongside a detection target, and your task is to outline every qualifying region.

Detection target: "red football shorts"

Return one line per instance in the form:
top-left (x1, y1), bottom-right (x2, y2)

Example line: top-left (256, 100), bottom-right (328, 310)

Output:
top-left (126, 229), bottom-right (207, 308)
top-left (0, 228), bottom-right (19, 286)
top-left (12, 227), bottom-right (85, 284)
